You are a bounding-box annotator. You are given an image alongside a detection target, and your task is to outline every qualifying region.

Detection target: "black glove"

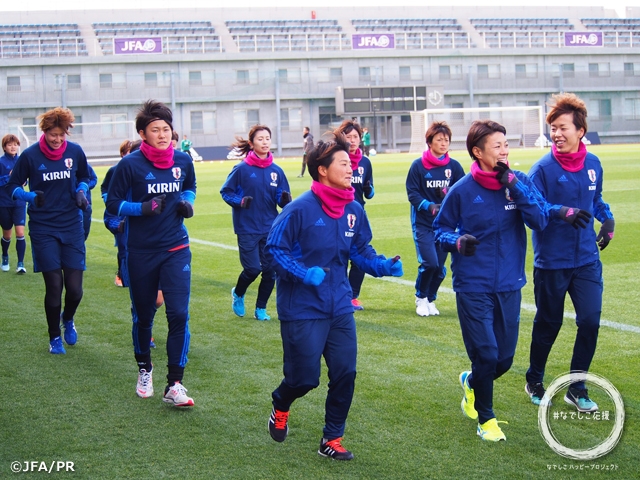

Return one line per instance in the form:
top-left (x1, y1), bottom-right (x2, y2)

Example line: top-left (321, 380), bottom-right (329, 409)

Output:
top-left (427, 203), bottom-right (440, 216)
top-left (559, 206), bottom-right (591, 229)
top-left (280, 191), bottom-right (292, 207)
top-left (141, 194), bottom-right (166, 216)
top-left (456, 234), bottom-right (480, 256)
top-left (76, 190), bottom-right (89, 211)
top-left (595, 218), bottom-right (615, 250)
top-left (493, 162), bottom-right (518, 189)
top-left (434, 186), bottom-right (446, 201)
top-left (177, 200), bottom-right (194, 218)
top-left (33, 190), bottom-right (45, 207)
top-left (240, 196), bottom-right (253, 209)
top-left (363, 181), bottom-right (373, 197)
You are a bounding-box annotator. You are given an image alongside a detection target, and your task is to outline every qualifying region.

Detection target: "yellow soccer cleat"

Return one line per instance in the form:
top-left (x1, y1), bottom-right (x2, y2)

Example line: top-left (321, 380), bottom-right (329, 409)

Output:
top-left (477, 418), bottom-right (507, 442)
top-left (459, 371), bottom-right (478, 420)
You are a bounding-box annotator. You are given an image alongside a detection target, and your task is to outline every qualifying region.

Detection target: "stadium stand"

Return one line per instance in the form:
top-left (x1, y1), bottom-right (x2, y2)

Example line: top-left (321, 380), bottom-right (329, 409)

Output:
top-left (581, 18), bottom-right (640, 47)
top-left (92, 21), bottom-right (222, 55)
top-left (226, 19), bottom-right (347, 52)
top-left (351, 18), bottom-right (470, 50)
top-left (470, 18), bottom-right (574, 48)
top-left (0, 23), bottom-right (87, 58)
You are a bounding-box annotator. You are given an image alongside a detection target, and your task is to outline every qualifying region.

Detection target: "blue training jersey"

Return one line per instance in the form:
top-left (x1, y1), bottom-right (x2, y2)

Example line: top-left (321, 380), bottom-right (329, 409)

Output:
top-left (0, 152), bottom-right (25, 208)
top-left (351, 155), bottom-right (374, 206)
top-left (105, 149), bottom-right (196, 253)
top-left (220, 160), bottom-right (290, 235)
top-left (6, 141), bottom-right (89, 232)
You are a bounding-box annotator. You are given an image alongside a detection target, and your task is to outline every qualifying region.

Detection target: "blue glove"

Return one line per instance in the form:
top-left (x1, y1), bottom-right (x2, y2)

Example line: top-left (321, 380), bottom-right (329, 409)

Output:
top-left (381, 256), bottom-right (403, 277)
top-left (303, 266), bottom-right (326, 286)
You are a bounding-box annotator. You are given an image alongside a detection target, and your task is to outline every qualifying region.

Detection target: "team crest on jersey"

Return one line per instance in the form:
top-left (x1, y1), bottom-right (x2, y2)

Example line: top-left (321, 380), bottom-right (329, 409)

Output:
top-left (64, 158), bottom-right (73, 170)
top-left (505, 188), bottom-right (513, 202)
top-left (445, 169), bottom-right (452, 179)
top-left (347, 213), bottom-right (356, 229)
top-left (358, 166), bottom-right (364, 176)
top-left (271, 172), bottom-right (278, 182)
top-left (588, 169), bottom-right (596, 183)
top-left (172, 167), bottom-right (181, 180)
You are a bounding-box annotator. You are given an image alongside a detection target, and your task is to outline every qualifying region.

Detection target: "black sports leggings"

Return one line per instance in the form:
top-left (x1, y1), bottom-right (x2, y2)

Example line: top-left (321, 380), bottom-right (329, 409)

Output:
top-left (42, 268), bottom-right (84, 340)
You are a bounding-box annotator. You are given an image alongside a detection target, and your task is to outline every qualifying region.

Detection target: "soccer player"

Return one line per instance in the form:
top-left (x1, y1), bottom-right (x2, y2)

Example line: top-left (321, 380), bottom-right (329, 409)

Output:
top-left (525, 93), bottom-right (615, 412)
top-left (221, 124), bottom-right (291, 321)
top-left (434, 119), bottom-right (590, 442)
top-left (333, 120), bottom-right (374, 311)
top-left (0, 134), bottom-right (27, 274)
top-left (406, 121), bottom-right (465, 317)
top-left (181, 134), bottom-right (193, 160)
top-left (106, 100), bottom-right (196, 407)
top-left (6, 108), bottom-right (90, 354)
top-left (265, 133), bottom-right (404, 460)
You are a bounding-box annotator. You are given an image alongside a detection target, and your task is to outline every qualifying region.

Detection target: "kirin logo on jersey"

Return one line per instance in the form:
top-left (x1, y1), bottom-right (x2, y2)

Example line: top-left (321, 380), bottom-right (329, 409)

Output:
top-left (270, 172), bottom-right (278, 187)
top-left (64, 158), bottom-right (73, 170)
top-left (588, 169), bottom-right (596, 183)
top-left (358, 166), bottom-right (364, 176)
top-left (345, 214), bottom-right (356, 236)
top-left (172, 167), bottom-right (181, 180)
top-left (445, 169), bottom-right (452, 179)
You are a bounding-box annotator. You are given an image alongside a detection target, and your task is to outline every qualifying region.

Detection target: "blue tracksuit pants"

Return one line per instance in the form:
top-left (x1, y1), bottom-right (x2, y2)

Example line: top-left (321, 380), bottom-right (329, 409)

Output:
top-left (456, 291), bottom-right (521, 424)
top-left (126, 247), bottom-right (191, 382)
top-left (235, 233), bottom-right (276, 309)
top-left (414, 228), bottom-right (447, 301)
top-left (526, 260), bottom-right (602, 391)
top-left (272, 313), bottom-right (357, 440)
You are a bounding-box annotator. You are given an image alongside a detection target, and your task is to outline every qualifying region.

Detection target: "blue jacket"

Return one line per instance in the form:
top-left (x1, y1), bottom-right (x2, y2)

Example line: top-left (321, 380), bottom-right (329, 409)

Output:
top-left (434, 171), bottom-right (557, 293)
top-left (266, 190), bottom-right (393, 321)
top-left (529, 151), bottom-right (613, 270)
top-left (220, 160), bottom-right (290, 235)
top-left (351, 155), bottom-right (374, 206)
top-left (0, 152), bottom-right (25, 208)
top-left (106, 149), bottom-right (196, 253)
top-left (406, 156), bottom-right (465, 231)
top-left (6, 141), bottom-right (90, 232)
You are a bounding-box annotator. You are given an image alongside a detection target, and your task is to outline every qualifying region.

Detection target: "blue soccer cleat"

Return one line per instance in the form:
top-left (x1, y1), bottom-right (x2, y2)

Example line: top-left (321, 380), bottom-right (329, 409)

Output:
top-left (254, 308), bottom-right (271, 321)
top-left (231, 287), bottom-right (245, 317)
top-left (49, 336), bottom-right (66, 354)
top-left (61, 316), bottom-right (78, 346)
top-left (565, 388), bottom-right (598, 413)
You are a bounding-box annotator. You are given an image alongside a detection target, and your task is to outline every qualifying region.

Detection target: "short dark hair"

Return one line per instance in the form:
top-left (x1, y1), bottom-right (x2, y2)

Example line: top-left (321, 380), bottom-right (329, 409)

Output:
top-left (466, 120), bottom-right (506, 162)
top-left (307, 133), bottom-right (351, 182)
top-left (334, 119), bottom-right (362, 140)
top-left (135, 100), bottom-right (173, 134)
top-left (2, 134), bottom-right (20, 150)
top-left (172, 131), bottom-right (179, 142)
top-left (546, 93), bottom-right (588, 136)
top-left (425, 121), bottom-right (452, 146)
top-left (231, 124), bottom-right (271, 156)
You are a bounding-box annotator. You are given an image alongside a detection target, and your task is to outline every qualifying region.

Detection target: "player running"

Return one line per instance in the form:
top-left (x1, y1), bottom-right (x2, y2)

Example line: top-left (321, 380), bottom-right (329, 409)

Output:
top-left (6, 108), bottom-right (90, 354)
top-left (525, 93), bottom-right (615, 412)
top-left (434, 119), bottom-right (591, 442)
top-left (221, 124), bottom-right (291, 321)
top-left (106, 100), bottom-right (196, 407)
top-left (265, 133), bottom-right (403, 460)
top-left (333, 120), bottom-right (374, 311)
top-left (406, 121), bottom-right (465, 317)
top-left (0, 134), bottom-right (27, 274)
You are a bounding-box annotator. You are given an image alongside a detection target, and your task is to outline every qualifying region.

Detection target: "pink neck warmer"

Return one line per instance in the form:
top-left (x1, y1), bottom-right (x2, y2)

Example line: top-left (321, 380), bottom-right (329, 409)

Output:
top-left (140, 141), bottom-right (174, 169)
top-left (552, 141), bottom-right (587, 173)
top-left (39, 134), bottom-right (67, 161)
top-left (349, 148), bottom-right (363, 172)
top-left (244, 150), bottom-right (273, 168)
top-left (310, 180), bottom-right (355, 219)
top-left (422, 150), bottom-right (450, 170)
top-left (471, 161), bottom-right (504, 191)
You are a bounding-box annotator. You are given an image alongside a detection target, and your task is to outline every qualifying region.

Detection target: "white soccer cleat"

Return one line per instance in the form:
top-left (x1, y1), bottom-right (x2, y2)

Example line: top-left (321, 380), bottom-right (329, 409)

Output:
top-left (428, 302), bottom-right (440, 316)
top-left (415, 297), bottom-right (430, 317)
top-left (136, 369), bottom-right (154, 398)
top-left (163, 382), bottom-right (194, 407)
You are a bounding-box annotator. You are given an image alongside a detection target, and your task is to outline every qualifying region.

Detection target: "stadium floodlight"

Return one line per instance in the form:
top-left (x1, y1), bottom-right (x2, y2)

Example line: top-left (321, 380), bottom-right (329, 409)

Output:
top-left (409, 105), bottom-right (544, 154)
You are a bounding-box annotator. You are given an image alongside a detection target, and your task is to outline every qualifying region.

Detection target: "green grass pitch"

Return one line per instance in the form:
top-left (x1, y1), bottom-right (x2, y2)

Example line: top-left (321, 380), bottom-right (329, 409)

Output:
top-left (1, 145), bottom-right (639, 478)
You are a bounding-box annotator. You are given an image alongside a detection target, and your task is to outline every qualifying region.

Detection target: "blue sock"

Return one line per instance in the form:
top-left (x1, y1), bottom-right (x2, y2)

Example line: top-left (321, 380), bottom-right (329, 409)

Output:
top-left (1, 237), bottom-right (9, 257)
top-left (16, 236), bottom-right (26, 262)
